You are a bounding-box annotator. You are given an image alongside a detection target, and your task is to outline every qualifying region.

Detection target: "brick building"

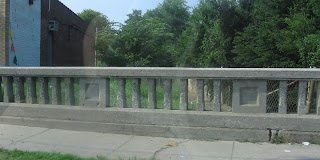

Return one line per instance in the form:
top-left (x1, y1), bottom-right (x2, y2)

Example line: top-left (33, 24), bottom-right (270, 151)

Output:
top-left (0, 0), bottom-right (95, 67)
top-left (0, 0), bottom-right (10, 66)
top-left (41, 0), bottom-right (95, 66)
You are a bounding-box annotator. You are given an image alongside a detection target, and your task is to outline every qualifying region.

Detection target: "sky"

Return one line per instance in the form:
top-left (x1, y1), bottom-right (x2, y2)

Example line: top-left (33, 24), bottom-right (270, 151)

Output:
top-left (59, 0), bottom-right (199, 24)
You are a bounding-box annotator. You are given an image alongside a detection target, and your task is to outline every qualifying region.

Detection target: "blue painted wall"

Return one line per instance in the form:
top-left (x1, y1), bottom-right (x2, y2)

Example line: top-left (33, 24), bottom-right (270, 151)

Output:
top-left (9, 0), bottom-right (41, 66)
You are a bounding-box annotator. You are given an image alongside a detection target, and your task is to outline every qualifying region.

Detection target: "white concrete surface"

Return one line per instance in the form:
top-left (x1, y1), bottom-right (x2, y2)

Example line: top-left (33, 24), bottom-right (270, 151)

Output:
top-left (1, 124), bottom-right (320, 160)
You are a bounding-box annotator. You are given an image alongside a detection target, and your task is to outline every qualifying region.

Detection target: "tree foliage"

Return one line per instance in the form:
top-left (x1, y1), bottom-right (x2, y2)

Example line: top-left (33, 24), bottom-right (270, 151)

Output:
top-left (79, 0), bottom-right (320, 68)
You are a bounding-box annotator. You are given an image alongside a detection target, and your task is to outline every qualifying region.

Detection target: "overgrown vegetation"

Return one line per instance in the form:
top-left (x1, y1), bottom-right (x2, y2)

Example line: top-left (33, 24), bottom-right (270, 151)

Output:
top-left (0, 149), bottom-right (158, 160)
top-left (78, 0), bottom-right (320, 68)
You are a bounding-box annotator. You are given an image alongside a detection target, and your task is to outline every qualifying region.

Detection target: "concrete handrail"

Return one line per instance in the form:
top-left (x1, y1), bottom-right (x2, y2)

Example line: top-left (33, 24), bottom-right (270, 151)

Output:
top-left (1, 67), bottom-right (319, 142)
top-left (0, 67), bottom-right (319, 115)
top-left (0, 67), bottom-right (320, 80)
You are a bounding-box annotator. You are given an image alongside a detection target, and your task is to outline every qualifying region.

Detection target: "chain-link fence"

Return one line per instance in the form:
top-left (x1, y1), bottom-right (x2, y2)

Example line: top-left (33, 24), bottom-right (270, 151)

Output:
top-left (208, 80), bottom-right (318, 113)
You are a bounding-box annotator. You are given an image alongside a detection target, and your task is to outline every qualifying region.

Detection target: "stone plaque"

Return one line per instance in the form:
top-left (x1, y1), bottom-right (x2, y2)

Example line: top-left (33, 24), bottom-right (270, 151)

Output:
top-left (85, 83), bottom-right (99, 100)
top-left (240, 87), bottom-right (258, 105)
top-left (80, 78), bottom-right (109, 108)
top-left (232, 80), bottom-right (267, 113)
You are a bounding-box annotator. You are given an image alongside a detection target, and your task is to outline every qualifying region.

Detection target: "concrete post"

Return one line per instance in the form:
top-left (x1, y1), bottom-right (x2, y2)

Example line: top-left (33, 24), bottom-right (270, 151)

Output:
top-left (105, 78), bottom-right (110, 107)
top-left (278, 81), bottom-right (287, 114)
top-left (39, 77), bottom-right (49, 104)
top-left (132, 78), bottom-right (141, 108)
top-left (0, 77), bottom-right (3, 102)
top-left (117, 78), bottom-right (126, 108)
top-left (196, 79), bottom-right (205, 111)
top-left (0, 0), bottom-right (10, 66)
top-left (148, 79), bottom-right (157, 109)
top-left (26, 77), bottom-right (37, 104)
top-left (298, 81), bottom-right (307, 115)
top-left (14, 77), bottom-right (25, 103)
top-left (316, 82), bottom-right (320, 115)
top-left (65, 77), bottom-right (75, 106)
top-left (51, 77), bottom-right (62, 105)
top-left (163, 79), bottom-right (172, 110)
top-left (180, 79), bottom-right (188, 110)
top-left (213, 80), bottom-right (221, 112)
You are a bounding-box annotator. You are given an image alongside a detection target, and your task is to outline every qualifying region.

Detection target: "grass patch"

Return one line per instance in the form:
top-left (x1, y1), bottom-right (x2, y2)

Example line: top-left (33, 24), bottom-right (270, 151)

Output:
top-left (237, 139), bottom-right (262, 144)
top-left (271, 136), bottom-right (285, 144)
top-left (0, 149), bottom-right (158, 160)
top-left (309, 141), bottom-right (320, 145)
top-left (270, 134), bottom-right (293, 144)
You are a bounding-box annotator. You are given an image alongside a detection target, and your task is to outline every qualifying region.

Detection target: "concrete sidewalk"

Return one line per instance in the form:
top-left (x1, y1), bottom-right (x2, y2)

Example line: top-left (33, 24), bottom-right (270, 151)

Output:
top-left (0, 124), bottom-right (319, 160)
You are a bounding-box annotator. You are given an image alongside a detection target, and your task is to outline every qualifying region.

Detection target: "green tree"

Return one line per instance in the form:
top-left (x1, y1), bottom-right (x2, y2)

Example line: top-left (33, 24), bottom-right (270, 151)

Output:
top-left (110, 0), bottom-right (190, 67)
top-left (200, 0), bottom-right (246, 68)
top-left (232, 0), bottom-right (296, 67)
top-left (78, 9), bottom-right (116, 66)
top-left (111, 10), bottom-right (175, 67)
top-left (298, 33), bottom-right (320, 67)
top-left (175, 0), bottom-right (246, 68)
top-left (78, 9), bottom-right (110, 30)
top-left (145, 0), bottom-right (190, 38)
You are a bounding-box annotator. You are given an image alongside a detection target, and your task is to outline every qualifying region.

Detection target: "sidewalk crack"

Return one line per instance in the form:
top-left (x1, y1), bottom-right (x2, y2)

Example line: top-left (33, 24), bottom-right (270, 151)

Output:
top-left (153, 139), bottom-right (189, 158)
top-left (230, 141), bottom-right (235, 160)
top-left (3, 128), bottom-right (50, 148)
top-left (111, 135), bottom-right (134, 153)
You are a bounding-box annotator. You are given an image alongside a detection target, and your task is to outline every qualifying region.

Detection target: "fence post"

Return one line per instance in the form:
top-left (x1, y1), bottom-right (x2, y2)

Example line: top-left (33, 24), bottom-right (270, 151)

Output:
top-left (213, 80), bottom-right (221, 112)
top-left (164, 79), bottom-right (172, 110)
top-left (278, 81), bottom-right (287, 114)
top-left (26, 77), bottom-right (37, 104)
top-left (196, 79), bottom-right (205, 111)
top-left (148, 79), bottom-right (157, 109)
top-left (14, 77), bottom-right (25, 103)
top-left (39, 77), bottom-right (49, 104)
top-left (317, 82), bottom-right (320, 115)
top-left (298, 81), bottom-right (307, 115)
top-left (117, 78), bottom-right (126, 108)
top-left (52, 77), bottom-right (62, 105)
top-left (132, 78), bottom-right (141, 108)
top-left (0, 77), bottom-right (3, 102)
top-left (65, 77), bottom-right (75, 106)
top-left (180, 79), bottom-right (188, 110)
top-left (105, 78), bottom-right (111, 107)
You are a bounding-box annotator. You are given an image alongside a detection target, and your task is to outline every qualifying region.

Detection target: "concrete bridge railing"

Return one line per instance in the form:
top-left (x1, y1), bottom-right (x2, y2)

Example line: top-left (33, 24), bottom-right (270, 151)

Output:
top-left (0, 67), bottom-right (320, 142)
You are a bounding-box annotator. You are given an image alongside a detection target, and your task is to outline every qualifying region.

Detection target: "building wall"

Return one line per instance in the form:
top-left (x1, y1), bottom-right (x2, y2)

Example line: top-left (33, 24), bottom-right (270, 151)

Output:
top-left (8, 0), bottom-right (41, 66)
top-left (41, 0), bottom-right (95, 66)
top-left (0, 0), bottom-right (10, 66)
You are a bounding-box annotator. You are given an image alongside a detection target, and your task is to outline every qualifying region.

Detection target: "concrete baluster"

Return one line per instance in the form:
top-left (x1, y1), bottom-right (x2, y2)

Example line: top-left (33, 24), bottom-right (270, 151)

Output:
top-left (39, 77), bottom-right (49, 104)
top-left (65, 77), bottom-right (75, 106)
top-left (132, 78), bottom-right (141, 108)
top-left (26, 77), bottom-right (37, 104)
top-left (180, 79), bottom-right (188, 110)
top-left (298, 81), bottom-right (307, 115)
top-left (52, 77), bottom-right (62, 105)
top-left (148, 79), bottom-right (157, 109)
top-left (14, 77), bottom-right (25, 103)
top-left (117, 78), bottom-right (126, 108)
top-left (213, 80), bottom-right (221, 112)
top-left (3, 76), bottom-right (14, 102)
top-left (278, 81), bottom-right (288, 114)
top-left (0, 77), bottom-right (3, 102)
top-left (317, 82), bottom-right (320, 115)
top-left (164, 79), bottom-right (172, 110)
top-left (197, 79), bottom-right (205, 111)
top-left (105, 78), bottom-right (111, 107)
